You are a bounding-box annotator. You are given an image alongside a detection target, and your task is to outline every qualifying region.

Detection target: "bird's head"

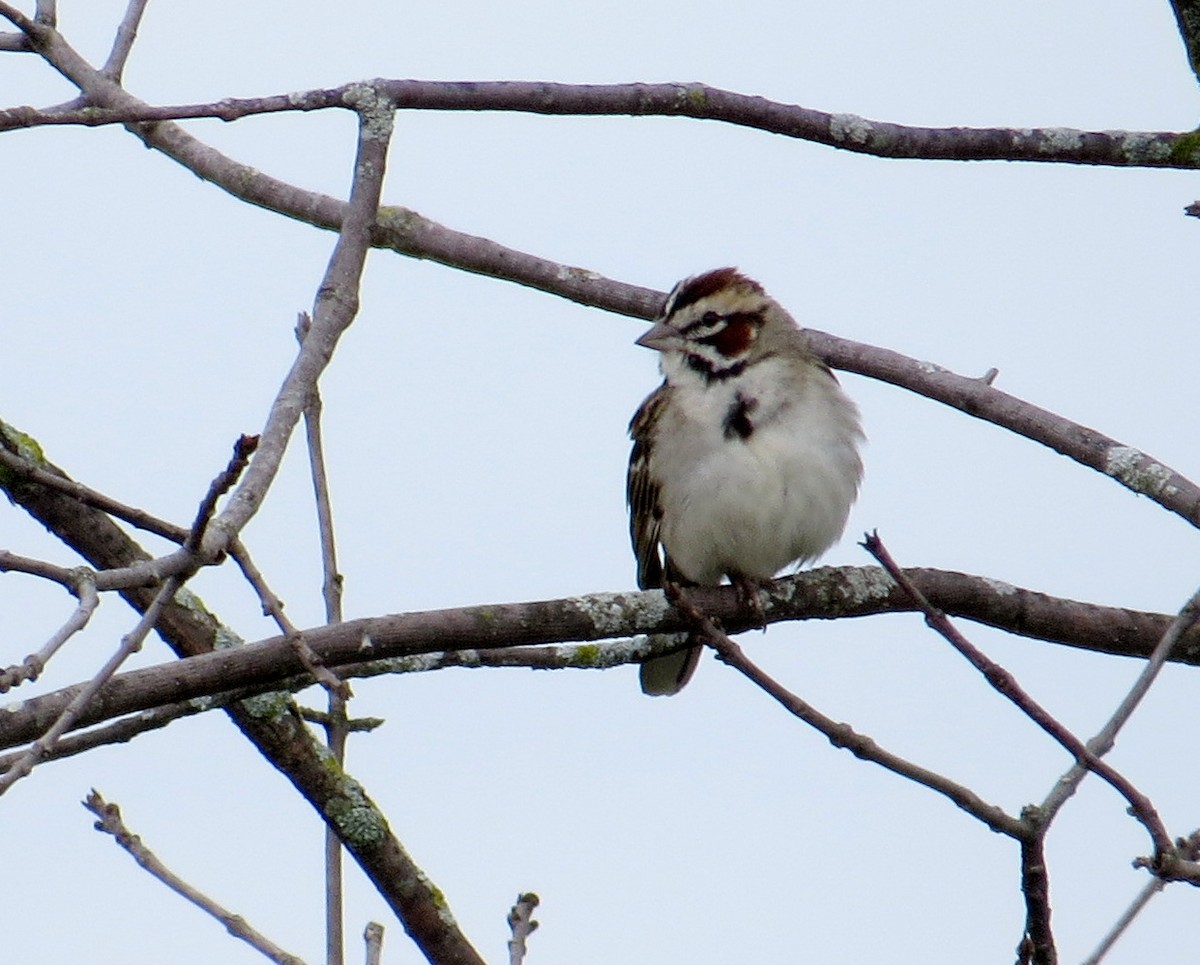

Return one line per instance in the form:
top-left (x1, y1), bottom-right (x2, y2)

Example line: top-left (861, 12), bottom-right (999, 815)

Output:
top-left (636, 268), bottom-right (804, 382)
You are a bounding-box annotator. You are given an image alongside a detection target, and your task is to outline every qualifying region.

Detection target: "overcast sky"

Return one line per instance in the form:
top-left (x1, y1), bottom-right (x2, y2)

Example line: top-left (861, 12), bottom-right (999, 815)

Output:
top-left (4, 2), bottom-right (1200, 963)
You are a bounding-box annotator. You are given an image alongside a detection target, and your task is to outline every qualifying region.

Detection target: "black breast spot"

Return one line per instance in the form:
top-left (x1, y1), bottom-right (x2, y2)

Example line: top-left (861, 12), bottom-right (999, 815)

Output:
top-left (723, 391), bottom-right (758, 440)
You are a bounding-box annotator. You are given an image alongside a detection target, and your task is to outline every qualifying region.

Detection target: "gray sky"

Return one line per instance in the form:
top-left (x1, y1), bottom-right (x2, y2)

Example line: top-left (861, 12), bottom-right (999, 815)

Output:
top-left (4, 2), bottom-right (1200, 963)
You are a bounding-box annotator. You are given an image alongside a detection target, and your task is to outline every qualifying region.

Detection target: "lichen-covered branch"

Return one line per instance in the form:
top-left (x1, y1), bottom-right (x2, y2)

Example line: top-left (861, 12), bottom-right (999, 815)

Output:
top-left (3, 79), bottom-right (1199, 169)
top-left (2, 563), bottom-right (1196, 755)
top-left (3, 20), bottom-right (1196, 530)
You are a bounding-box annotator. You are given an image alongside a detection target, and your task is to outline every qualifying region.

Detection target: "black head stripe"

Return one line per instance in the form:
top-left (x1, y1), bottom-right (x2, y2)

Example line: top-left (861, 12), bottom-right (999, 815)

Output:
top-left (685, 354), bottom-right (747, 382)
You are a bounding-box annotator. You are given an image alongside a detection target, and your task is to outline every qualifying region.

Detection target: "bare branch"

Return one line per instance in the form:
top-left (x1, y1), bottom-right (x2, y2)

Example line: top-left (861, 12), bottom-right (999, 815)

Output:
top-left (864, 533), bottom-right (1173, 858)
top-left (0, 440), bottom-right (190, 543)
top-left (1017, 813), bottom-right (1056, 965)
top-left (102, 0), bottom-right (150, 80)
top-left (363, 923), bottom-right (384, 965)
top-left (5, 22), bottom-right (1196, 530)
top-left (812, 333), bottom-right (1200, 532)
top-left (507, 893), bottom-right (540, 965)
top-left (296, 309), bottom-right (351, 965)
top-left (1168, 0), bottom-right (1200, 84)
top-left (664, 582), bottom-right (1025, 837)
top-left (2, 80), bottom-right (1199, 170)
top-left (0, 94), bottom-right (486, 962)
top-left (0, 571), bottom-right (183, 795)
top-left (85, 791), bottom-right (312, 965)
top-left (0, 434), bottom-right (257, 788)
top-left (1083, 830), bottom-right (1200, 964)
top-left (1041, 585), bottom-right (1200, 819)
top-left (296, 312), bottom-right (345, 627)
top-left (3, 438), bottom-right (487, 965)
top-left (0, 1), bottom-right (35, 32)
top-left (0, 565), bottom-right (97, 692)
top-left (3, 565), bottom-right (1197, 755)
top-left (185, 433), bottom-right (259, 553)
top-left (0, 687), bottom-right (263, 773)
top-left (0, 548), bottom-right (80, 587)
top-left (0, 640), bottom-right (646, 773)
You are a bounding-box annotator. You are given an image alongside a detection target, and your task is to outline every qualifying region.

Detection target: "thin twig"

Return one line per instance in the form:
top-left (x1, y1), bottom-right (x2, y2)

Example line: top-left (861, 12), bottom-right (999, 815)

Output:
top-left (1017, 808), bottom-right (1056, 965)
top-left (363, 922), bottom-right (384, 965)
top-left (229, 537), bottom-right (296, 633)
top-left (1082, 830), bottom-right (1200, 964)
top-left (0, 572), bottom-right (182, 795)
top-left (298, 178), bottom-right (350, 965)
top-left (101, 0), bottom-right (150, 79)
top-left (185, 434), bottom-right (259, 553)
top-left (298, 708), bottom-right (383, 733)
top-left (0, 444), bottom-right (189, 543)
top-left (663, 583), bottom-right (1024, 838)
top-left (0, 549), bottom-right (82, 586)
top-left (85, 791), bottom-right (312, 965)
top-left (1081, 880), bottom-right (1164, 965)
top-left (863, 532), bottom-right (1174, 858)
top-left (1041, 585), bottom-right (1200, 819)
top-left (0, 435), bottom-right (256, 793)
top-left (0, 568), bottom-right (97, 692)
top-left (507, 893), bottom-right (540, 965)
top-left (0, 686), bottom-right (265, 773)
top-left (297, 311), bottom-right (346, 627)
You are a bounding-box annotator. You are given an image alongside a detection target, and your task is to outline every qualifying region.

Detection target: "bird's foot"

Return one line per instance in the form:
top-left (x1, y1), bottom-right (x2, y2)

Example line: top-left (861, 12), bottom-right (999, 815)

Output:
top-left (730, 573), bottom-right (768, 630)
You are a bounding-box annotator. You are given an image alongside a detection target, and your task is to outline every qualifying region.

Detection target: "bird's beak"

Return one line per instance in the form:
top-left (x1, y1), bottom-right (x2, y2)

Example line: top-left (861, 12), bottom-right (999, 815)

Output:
top-left (635, 320), bottom-right (682, 352)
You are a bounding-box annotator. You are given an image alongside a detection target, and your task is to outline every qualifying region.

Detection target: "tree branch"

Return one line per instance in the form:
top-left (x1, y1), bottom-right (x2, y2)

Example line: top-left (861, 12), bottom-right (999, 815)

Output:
top-left (101, 0), bottom-right (150, 80)
top-left (5, 22), bottom-right (1197, 529)
top-left (2, 562), bottom-right (1197, 754)
top-left (85, 790), bottom-right (313, 965)
top-left (0, 111), bottom-right (486, 965)
top-left (3, 79), bottom-right (1199, 169)
top-left (662, 582), bottom-right (1024, 836)
top-left (1040, 584), bottom-right (1200, 820)
top-left (1168, 0), bottom-right (1200, 84)
top-left (1017, 812), bottom-right (1057, 965)
top-left (864, 533), bottom-right (1173, 858)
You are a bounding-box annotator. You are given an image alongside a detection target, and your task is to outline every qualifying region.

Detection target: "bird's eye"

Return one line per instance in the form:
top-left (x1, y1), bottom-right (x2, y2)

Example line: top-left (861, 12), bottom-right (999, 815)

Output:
top-left (680, 311), bottom-right (725, 337)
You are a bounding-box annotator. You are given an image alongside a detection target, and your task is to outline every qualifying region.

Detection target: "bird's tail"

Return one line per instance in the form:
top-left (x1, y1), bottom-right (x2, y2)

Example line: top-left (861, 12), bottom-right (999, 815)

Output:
top-left (639, 634), bottom-right (702, 696)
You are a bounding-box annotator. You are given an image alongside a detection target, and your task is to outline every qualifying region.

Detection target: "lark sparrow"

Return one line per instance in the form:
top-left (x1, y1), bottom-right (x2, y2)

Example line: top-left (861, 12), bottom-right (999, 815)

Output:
top-left (627, 268), bottom-right (864, 695)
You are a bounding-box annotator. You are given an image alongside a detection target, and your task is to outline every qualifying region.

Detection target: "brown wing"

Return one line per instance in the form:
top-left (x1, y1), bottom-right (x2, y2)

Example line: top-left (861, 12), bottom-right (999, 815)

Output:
top-left (626, 384), bottom-right (670, 590)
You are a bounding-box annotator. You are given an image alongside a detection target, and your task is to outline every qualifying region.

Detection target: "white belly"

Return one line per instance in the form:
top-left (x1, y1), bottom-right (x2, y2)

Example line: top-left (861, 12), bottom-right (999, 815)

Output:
top-left (655, 363), bottom-right (861, 585)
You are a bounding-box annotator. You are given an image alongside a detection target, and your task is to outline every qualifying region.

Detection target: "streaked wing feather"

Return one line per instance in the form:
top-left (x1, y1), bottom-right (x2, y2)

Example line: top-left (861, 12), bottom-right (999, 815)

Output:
top-left (626, 384), bottom-right (670, 590)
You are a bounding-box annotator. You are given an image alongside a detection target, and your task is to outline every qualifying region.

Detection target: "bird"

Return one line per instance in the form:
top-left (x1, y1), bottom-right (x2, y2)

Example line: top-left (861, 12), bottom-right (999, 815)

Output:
top-left (627, 268), bottom-right (864, 695)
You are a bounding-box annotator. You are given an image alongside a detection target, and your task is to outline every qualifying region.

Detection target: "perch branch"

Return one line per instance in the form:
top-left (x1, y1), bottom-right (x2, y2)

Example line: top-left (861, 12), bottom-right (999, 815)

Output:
top-left (3, 567), bottom-right (1199, 754)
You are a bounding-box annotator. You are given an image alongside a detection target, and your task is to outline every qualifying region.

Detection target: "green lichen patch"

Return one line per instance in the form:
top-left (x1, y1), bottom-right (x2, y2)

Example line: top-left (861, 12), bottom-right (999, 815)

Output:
top-left (325, 782), bottom-right (389, 848)
top-left (1168, 128), bottom-right (1200, 167)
